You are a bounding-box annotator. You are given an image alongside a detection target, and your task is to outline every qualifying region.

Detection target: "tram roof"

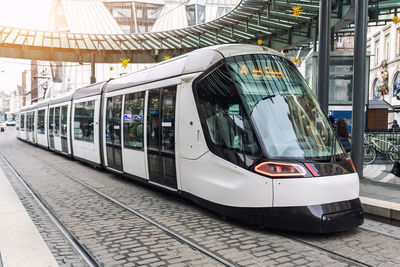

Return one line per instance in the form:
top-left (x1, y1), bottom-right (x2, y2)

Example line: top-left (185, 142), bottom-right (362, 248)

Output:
top-left (73, 81), bottom-right (109, 100)
top-left (105, 44), bottom-right (283, 92)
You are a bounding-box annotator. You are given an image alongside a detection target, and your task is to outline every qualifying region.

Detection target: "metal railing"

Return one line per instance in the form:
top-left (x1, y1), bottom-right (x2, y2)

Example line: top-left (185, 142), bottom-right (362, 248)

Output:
top-left (364, 129), bottom-right (400, 161)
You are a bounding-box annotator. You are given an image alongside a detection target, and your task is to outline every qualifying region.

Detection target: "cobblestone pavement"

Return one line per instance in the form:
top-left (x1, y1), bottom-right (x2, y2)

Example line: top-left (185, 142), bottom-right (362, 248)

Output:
top-left (2, 131), bottom-right (400, 266)
top-left (1, 145), bottom-right (220, 266)
top-left (0, 154), bottom-right (87, 267)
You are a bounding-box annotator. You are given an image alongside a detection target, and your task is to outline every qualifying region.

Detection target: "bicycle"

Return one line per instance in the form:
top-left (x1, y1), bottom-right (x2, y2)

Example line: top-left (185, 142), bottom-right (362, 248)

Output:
top-left (363, 134), bottom-right (400, 164)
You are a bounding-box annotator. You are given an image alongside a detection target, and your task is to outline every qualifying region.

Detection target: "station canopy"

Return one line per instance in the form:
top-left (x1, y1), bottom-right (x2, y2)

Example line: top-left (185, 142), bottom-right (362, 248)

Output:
top-left (0, 0), bottom-right (399, 63)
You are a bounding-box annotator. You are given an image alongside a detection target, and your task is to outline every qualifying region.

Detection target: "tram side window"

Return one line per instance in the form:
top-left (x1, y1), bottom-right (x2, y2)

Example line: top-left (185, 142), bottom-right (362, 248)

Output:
top-left (16, 114), bottom-right (19, 130)
top-left (123, 92), bottom-right (145, 149)
top-left (20, 114), bottom-right (25, 130)
top-left (194, 63), bottom-right (260, 161)
top-left (74, 100), bottom-right (95, 142)
top-left (37, 110), bottom-right (45, 134)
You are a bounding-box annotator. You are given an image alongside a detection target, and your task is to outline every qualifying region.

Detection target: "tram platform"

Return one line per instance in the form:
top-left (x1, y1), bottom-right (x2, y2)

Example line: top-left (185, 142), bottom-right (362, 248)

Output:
top-left (0, 166), bottom-right (58, 267)
top-left (360, 163), bottom-right (400, 225)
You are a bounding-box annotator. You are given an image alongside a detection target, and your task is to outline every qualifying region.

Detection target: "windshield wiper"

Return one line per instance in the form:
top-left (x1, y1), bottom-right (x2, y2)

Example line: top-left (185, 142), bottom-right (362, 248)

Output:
top-left (331, 131), bottom-right (337, 163)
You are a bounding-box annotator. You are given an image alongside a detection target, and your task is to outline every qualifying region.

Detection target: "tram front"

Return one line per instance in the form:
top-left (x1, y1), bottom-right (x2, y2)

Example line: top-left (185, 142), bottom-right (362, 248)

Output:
top-left (193, 51), bottom-right (363, 232)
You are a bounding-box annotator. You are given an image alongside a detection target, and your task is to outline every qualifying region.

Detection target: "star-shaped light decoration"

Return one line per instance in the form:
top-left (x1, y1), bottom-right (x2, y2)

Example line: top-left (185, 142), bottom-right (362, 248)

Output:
top-left (163, 56), bottom-right (171, 61)
top-left (393, 16), bottom-right (399, 24)
top-left (293, 57), bottom-right (300, 65)
top-left (257, 39), bottom-right (263, 46)
top-left (119, 58), bottom-right (131, 69)
top-left (290, 5), bottom-right (303, 19)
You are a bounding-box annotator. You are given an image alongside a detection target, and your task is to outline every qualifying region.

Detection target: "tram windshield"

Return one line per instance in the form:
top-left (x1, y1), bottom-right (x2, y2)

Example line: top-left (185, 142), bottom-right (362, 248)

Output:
top-left (226, 54), bottom-right (344, 160)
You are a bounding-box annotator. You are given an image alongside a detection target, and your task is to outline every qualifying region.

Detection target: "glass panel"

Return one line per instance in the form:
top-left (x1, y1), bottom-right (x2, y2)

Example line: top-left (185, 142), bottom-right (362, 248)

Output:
top-left (147, 89), bottom-right (160, 151)
top-left (74, 101), bottom-right (95, 142)
top-left (123, 92), bottom-right (145, 149)
top-left (329, 57), bottom-right (353, 104)
top-left (27, 113), bottom-right (31, 132)
top-left (37, 110), bottom-right (45, 134)
top-left (61, 106), bottom-right (68, 137)
top-left (161, 88), bottom-right (176, 187)
top-left (54, 107), bottom-right (60, 136)
top-left (107, 146), bottom-right (114, 167)
top-left (372, 78), bottom-right (381, 100)
top-left (186, 5), bottom-right (195, 26)
top-left (106, 98), bottom-right (114, 145)
top-left (49, 108), bottom-right (54, 135)
top-left (147, 89), bottom-right (161, 183)
top-left (197, 5), bottom-right (205, 24)
top-left (194, 63), bottom-right (260, 159)
top-left (161, 88), bottom-right (175, 153)
top-left (113, 96), bottom-right (122, 145)
top-left (227, 54), bottom-right (344, 160)
top-left (20, 114), bottom-right (25, 130)
top-left (393, 72), bottom-right (400, 97)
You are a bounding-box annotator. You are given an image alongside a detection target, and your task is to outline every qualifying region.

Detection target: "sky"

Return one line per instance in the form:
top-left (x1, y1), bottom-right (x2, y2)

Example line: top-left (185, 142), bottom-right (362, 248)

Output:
top-left (0, 0), bottom-right (52, 94)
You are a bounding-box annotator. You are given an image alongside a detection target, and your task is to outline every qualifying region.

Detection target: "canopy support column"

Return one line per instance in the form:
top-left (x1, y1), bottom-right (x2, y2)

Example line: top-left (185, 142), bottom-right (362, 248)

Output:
top-left (317, 0), bottom-right (331, 115)
top-left (91, 54), bottom-right (96, 84)
top-left (351, 0), bottom-right (369, 177)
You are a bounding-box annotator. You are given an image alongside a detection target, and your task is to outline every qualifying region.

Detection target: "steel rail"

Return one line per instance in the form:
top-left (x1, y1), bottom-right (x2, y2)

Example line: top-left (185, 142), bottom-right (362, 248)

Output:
top-left (0, 152), bottom-right (100, 267)
top-left (359, 225), bottom-right (400, 241)
top-left (11, 147), bottom-right (236, 267)
top-left (282, 233), bottom-right (373, 267)
top-left (13, 142), bottom-right (399, 267)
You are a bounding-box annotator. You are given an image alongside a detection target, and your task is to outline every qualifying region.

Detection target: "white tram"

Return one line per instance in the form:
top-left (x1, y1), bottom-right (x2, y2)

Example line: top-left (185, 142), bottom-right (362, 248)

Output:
top-left (17, 44), bottom-right (363, 232)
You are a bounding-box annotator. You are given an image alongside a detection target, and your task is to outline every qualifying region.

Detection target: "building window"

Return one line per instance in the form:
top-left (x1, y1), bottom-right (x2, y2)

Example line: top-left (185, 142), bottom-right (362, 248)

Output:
top-left (37, 109), bottom-right (45, 134)
top-left (373, 78), bottom-right (381, 100)
top-left (216, 7), bottom-right (231, 18)
top-left (394, 72), bottom-right (400, 98)
top-left (397, 28), bottom-right (400, 57)
top-left (74, 100), bottom-right (95, 142)
top-left (123, 91), bottom-right (145, 149)
top-left (385, 34), bottom-right (390, 61)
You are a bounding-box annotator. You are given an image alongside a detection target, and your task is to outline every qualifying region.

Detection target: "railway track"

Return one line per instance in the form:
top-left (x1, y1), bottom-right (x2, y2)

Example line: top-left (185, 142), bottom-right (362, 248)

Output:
top-left (0, 149), bottom-right (234, 267)
top-left (2, 142), bottom-right (400, 266)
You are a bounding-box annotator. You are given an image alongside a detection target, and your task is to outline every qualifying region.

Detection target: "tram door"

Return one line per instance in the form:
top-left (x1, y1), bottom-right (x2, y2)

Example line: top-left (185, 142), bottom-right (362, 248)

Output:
top-left (49, 107), bottom-right (55, 149)
top-left (105, 96), bottom-right (123, 171)
top-left (147, 87), bottom-right (177, 188)
top-left (60, 105), bottom-right (68, 153)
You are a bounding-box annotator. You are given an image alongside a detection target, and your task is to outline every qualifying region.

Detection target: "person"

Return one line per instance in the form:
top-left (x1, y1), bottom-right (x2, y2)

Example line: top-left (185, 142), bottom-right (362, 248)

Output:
top-left (344, 118), bottom-right (351, 134)
top-left (336, 118), bottom-right (351, 153)
top-left (392, 120), bottom-right (399, 130)
top-left (328, 115), bottom-right (335, 128)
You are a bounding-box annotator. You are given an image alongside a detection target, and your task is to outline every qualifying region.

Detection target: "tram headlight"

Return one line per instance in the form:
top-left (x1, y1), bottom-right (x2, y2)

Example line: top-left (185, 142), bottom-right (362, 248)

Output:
top-left (254, 162), bottom-right (307, 178)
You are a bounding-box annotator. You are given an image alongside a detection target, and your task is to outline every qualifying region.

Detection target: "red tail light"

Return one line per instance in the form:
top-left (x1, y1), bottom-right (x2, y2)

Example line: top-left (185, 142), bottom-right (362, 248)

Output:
top-left (254, 162), bottom-right (307, 178)
top-left (349, 159), bottom-right (356, 172)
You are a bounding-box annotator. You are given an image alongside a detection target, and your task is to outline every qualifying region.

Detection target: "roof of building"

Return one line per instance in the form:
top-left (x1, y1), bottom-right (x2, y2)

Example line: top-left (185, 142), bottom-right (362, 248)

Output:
top-left (369, 99), bottom-right (393, 109)
top-left (61, 0), bottom-right (124, 34)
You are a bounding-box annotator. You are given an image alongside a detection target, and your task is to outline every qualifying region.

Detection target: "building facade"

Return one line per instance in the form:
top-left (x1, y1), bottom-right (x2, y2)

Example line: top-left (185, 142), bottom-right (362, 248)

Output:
top-left (367, 21), bottom-right (400, 126)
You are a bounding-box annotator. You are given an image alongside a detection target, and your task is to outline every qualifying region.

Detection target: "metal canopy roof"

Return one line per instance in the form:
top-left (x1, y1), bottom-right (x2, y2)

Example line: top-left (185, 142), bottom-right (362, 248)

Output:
top-left (0, 0), bottom-right (397, 63)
